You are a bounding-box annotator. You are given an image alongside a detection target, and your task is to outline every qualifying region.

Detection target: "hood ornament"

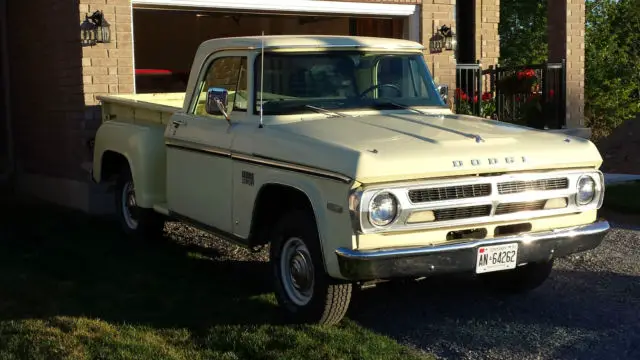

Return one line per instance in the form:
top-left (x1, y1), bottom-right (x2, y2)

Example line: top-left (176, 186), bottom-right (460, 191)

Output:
top-left (473, 134), bottom-right (485, 143)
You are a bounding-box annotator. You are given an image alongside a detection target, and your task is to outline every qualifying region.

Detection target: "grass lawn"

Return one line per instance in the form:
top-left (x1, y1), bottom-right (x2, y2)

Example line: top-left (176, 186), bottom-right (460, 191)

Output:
top-left (603, 180), bottom-right (640, 214)
top-left (0, 200), bottom-right (432, 360)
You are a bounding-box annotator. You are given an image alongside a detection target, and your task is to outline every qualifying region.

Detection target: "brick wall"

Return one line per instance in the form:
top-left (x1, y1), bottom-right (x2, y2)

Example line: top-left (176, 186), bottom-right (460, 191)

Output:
top-left (6, 0), bottom-right (133, 182)
top-left (549, 0), bottom-right (585, 128)
top-left (476, 0), bottom-right (500, 67)
top-left (422, 0), bottom-right (457, 103)
top-left (7, 0), bottom-right (86, 180)
top-left (81, 0), bottom-right (134, 130)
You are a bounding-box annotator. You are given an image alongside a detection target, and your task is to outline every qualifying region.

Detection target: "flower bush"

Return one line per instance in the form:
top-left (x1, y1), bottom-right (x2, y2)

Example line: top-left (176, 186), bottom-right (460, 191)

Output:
top-left (454, 88), bottom-right (497, 119)
top-left (453, 67), bottom-right (560, 129)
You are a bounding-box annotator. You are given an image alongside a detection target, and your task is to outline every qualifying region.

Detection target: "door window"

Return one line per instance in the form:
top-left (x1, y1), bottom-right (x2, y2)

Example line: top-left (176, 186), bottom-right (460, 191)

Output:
top-left (193, 56), bottom-right (248, 117)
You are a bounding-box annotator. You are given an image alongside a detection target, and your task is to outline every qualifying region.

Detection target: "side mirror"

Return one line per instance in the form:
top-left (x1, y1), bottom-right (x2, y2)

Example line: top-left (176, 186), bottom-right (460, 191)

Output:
top-left (205, 87), bottom-right (230, 121)
top-left (436, 84), bottom-right (449, 103)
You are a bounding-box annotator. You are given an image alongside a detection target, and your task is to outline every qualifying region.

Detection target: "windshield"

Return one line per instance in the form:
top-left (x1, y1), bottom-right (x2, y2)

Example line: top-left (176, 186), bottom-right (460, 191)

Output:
top-left (253, 51), bottom-right (445, 115)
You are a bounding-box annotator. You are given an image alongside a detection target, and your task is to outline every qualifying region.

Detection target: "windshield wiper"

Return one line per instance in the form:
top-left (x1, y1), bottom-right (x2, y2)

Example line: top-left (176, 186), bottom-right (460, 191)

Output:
top-left (304, 104), bottom-right (352, 118)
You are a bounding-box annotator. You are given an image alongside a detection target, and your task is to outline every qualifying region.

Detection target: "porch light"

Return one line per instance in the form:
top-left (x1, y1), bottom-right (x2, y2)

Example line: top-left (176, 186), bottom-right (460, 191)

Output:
top-left (80, 10), bottom-right (111, 47)
top-left (438, 25), bottom-right (457, 52)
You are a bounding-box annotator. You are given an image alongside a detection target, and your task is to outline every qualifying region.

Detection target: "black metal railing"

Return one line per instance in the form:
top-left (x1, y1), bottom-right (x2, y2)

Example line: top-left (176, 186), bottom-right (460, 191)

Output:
top-left (454, 60), bottom-right (566, 129)
top-left (455, 62), bottom-right (483, 116)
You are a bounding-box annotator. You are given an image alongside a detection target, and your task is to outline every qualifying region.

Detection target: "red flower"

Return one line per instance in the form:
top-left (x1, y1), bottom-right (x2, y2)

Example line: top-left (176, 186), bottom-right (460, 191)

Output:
top-left (517, 69), bottom-right (536, 80)
top-left (481, 92), bottom-right (493, 102)
top-left (455, 88), bottom-right (468, 101)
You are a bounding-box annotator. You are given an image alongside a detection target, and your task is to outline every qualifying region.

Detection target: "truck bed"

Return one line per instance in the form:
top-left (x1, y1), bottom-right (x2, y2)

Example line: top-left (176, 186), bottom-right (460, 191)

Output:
top-left (97, 93), bottom-right (185, 126)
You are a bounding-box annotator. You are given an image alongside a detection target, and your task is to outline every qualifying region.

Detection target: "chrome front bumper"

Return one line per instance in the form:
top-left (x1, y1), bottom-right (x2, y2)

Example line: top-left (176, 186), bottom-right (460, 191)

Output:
top-left (335, 220), bottom-right (610, 281)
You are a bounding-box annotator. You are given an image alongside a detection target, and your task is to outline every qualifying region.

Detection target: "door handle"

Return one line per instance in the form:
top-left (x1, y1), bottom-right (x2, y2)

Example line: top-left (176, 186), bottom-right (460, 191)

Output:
top-left (172, 118), bottom-right (186, 127)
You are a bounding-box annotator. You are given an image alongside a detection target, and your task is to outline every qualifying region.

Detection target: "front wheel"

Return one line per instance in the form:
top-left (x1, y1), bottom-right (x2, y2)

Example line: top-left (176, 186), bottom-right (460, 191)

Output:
top-left (270, 210), bottom-right (352, 325)
top-left (115, 167), bottom-right (165, 240)
top-left (479, 259), bottom-right (554, 294)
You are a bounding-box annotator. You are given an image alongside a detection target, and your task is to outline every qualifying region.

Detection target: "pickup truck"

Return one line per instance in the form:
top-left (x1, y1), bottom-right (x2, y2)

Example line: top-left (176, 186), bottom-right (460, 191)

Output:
top-left (92, 35), bottom-right (610, 325)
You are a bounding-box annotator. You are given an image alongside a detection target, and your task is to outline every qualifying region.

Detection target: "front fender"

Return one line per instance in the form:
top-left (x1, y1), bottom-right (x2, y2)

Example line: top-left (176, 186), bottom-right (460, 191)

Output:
top-left (253, 171), bottom-right (356, 279)
top-left (92, 121), bottom-right (167, 208)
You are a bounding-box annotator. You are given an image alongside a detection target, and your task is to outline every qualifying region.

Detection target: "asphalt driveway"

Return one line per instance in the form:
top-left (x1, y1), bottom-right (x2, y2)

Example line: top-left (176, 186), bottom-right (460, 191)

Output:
top-left (348, 216), bottom-right (640, 360)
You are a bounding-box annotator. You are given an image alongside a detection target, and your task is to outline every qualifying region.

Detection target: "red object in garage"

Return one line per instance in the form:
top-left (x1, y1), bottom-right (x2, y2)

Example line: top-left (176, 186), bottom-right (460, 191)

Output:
top-left (135, 69), bottom-right (190, 93)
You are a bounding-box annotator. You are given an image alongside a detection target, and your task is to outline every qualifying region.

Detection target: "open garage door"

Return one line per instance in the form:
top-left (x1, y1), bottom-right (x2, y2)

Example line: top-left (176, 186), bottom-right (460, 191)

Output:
top-left (131, 0), bottom-right (418, 93)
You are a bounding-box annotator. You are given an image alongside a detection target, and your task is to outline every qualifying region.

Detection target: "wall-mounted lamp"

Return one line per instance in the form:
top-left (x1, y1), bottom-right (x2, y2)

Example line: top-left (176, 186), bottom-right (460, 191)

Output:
top-left (438, 25), bottom-right (457, 52)
top-left (80, 10), bottom-right (111, 47)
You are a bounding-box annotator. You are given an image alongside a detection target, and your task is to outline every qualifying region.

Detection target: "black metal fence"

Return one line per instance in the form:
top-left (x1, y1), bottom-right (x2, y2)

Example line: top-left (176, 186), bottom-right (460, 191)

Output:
top-left (454, 60), bottom-right (566, 129)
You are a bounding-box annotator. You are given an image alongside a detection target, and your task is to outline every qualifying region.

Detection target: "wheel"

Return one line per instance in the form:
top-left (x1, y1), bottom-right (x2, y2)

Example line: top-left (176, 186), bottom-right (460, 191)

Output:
top-left (479, 259), bottom-right (554, 294)
top-left (115, 167), bottom-right (165, 240)
top-left (270, 210), bottom-right (352, 325)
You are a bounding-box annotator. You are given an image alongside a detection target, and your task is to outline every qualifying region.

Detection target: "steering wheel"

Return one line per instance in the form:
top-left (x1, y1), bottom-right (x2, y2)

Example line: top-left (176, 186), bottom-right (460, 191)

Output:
top-left (358, 83), bottom-right (402, 98)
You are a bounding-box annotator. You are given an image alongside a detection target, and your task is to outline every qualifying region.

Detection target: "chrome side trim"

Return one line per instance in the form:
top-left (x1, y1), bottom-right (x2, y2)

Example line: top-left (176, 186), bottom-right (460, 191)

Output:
top-left (233, 153), bottom-right (352, 184)
top-left (164, 140), bottom-right (352, 184)
top-left (336, 220), bottom-right (610, 260)
top-left (165, 138), bottom-right (231, 157)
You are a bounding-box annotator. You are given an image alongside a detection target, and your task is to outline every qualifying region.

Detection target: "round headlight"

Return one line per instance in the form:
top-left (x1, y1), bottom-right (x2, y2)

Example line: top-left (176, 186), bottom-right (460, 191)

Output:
top-left (577, 175), bottom-right (596, 205)
top-left (369, 192), bottom-right (399, 227)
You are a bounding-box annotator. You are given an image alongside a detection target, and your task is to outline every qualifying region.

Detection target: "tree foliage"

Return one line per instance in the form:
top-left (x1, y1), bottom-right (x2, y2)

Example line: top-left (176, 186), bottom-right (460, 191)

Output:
top-left (585, 0), bottom-right (640, 138)
top-left (498, 0), bottom-right (548, 66)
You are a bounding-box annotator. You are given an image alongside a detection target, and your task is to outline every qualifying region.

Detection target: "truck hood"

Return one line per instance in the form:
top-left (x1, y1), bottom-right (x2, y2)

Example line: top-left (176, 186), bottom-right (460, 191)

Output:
top-left (263, 112), bottom-right (603, 184)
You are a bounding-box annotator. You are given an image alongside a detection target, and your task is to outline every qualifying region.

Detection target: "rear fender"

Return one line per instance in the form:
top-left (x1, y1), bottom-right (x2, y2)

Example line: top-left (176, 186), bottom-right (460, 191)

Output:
top-left (92, 121), bottom-right (167, 208)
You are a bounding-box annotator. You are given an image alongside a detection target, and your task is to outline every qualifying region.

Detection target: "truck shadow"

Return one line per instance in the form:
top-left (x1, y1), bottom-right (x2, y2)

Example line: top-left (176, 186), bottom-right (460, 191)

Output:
top-left (347, 261), bottom-right (640, 359)
top-left (0, 201), bottom-right (280, 331)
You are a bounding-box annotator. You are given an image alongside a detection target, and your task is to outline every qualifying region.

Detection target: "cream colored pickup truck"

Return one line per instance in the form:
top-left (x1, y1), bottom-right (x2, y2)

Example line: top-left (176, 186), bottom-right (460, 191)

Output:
top-left (92, 35), bottom-right (610, 325)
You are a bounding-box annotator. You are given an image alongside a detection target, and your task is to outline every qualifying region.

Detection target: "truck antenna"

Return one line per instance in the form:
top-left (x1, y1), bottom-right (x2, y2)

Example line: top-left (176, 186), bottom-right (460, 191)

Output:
top-left (259, 31), bottom-right (265, 128)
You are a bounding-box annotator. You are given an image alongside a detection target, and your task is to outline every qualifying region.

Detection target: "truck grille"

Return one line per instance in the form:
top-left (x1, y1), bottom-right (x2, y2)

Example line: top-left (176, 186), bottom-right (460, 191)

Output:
top-left (497, 178), bottom-right (569, 195)
top-left (434, 205), bottom-right (492, 221)
top-left (357, 170), bottom-right (603, 234)
top-left (495, 200), bottom-right (547, 215)
top-left (409, 184), bottom-right (491, 203)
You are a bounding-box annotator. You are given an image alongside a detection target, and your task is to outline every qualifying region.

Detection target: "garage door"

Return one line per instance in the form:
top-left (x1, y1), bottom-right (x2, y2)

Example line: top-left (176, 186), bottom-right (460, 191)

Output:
top-left (132, 1), bottom-right (417, 93)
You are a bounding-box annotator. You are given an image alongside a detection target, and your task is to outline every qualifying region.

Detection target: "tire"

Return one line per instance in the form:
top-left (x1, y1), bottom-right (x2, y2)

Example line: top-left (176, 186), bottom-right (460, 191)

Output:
top-left (115, 167), bottom-right (165, 240)
top-left (270, 210), bottom-right (352, 325)
top-left (479, 259), bottom-right (554, 294)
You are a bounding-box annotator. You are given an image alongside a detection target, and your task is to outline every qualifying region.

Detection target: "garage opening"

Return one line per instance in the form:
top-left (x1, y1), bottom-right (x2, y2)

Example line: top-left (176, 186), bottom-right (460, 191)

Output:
top-left (132, 9), bottom-right (407, 94)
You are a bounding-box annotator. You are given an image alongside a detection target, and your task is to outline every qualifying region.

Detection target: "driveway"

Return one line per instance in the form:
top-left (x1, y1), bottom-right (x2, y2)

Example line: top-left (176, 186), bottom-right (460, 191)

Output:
top-left (348, 215), bottom-right (640, 360)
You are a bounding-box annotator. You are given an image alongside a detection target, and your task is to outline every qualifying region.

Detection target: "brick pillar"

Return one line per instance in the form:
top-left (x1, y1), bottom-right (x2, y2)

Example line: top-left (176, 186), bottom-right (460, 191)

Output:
top-left (475, 0), bottom-right (500, 67)
top-left (80, 0), bottom-right (134, 136)
top-left (422, 0), bottom-right (457, 106)
top-left (548, 0), bottom-right (585, 128)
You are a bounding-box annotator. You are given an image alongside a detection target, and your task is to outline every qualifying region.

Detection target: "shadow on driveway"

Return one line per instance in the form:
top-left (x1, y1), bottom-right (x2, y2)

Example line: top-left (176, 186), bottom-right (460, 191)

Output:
top-left (0, 201), bottom-right (279, 331)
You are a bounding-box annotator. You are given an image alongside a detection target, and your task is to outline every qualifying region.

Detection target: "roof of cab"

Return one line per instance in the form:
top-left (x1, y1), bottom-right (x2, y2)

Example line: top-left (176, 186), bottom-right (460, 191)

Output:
top-left (197, 35), bottom-right (425, 52)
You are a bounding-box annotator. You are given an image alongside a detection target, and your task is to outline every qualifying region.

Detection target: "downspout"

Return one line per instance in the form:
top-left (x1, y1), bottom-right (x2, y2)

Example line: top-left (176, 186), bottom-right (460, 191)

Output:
top-left (1, 0), bottom-right (15, 182)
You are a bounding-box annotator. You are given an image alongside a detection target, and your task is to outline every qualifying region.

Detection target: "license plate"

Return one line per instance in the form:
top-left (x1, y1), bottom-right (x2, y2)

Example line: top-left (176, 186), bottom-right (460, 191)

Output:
top-left (475, 243), bottom-right (518, 274)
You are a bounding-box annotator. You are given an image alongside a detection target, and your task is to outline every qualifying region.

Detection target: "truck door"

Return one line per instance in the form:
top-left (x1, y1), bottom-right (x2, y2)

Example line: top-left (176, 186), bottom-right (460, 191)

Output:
top-left (165, 52), bottom-right (249, 235)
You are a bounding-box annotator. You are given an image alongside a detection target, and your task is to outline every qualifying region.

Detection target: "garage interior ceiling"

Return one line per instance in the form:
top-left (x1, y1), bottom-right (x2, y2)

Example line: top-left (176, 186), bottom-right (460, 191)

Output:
top-left (131, 0), bottom-right (417, 17)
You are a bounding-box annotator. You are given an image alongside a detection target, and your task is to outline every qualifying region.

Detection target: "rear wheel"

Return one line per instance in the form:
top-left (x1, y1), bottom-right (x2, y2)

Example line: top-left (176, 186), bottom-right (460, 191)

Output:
top-left (479, 259), bottom-right (554, 294)
top-left (270, 210), bottom-right (352, 325)
top-left (115, 167), bottom-right (165, 240)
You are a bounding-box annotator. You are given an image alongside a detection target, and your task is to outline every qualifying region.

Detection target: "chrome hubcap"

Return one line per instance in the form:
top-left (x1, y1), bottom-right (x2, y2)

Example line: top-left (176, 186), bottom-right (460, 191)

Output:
top-left (280, 237), bottom-right (314, 306)
top-left (122, 181), bottom-right (139, 230)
